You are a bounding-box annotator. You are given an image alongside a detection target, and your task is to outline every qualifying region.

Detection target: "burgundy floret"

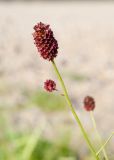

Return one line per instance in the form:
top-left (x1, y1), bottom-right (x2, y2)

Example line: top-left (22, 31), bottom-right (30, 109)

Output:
top-left (33, 22), bottom-right (58, 61)
top-left (44, 80), bottom-right (56, 92)
top-left (83, 96), bottom-right (95, 111)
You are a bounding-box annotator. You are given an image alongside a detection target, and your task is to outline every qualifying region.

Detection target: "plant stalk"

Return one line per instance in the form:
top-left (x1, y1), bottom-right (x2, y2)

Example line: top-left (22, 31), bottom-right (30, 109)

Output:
top-left (90, 111), bottom-right (109, 160)
top-left (96, 132), bottom-right (114, 156)
top-left (52, 60), bottom-right (99, 160)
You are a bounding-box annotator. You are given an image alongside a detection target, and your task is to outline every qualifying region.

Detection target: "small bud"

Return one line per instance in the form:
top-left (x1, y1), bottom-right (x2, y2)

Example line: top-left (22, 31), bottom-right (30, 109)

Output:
top-left (44, 80), bottom-right (56, 92)
top-left (83, 96), bottom-right (95, 111)
top-left (33, 22), bottom-right (58, 61)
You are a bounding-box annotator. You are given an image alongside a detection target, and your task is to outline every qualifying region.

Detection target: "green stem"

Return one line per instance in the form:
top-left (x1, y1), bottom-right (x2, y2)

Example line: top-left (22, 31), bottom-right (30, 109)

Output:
top-left (52, 60), bottom-right (99, 160)
top-left (90, 111), bottom-right (109, 160)
top-left (96, 132), bottom-right (114, 156)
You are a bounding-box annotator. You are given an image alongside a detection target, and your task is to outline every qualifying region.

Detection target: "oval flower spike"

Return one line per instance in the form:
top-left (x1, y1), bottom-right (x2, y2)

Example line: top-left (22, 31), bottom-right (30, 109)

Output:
top-left (33, 22), bottom-right (58, 61)
top-left (44, 79), bottom-right (56, 92)
top-left (83, 96), bottom-right (95, 111)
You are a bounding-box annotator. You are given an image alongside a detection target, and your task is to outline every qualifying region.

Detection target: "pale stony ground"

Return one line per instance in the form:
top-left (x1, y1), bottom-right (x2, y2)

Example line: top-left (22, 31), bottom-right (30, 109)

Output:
top-left (0, 1), bottom-right (114, 156)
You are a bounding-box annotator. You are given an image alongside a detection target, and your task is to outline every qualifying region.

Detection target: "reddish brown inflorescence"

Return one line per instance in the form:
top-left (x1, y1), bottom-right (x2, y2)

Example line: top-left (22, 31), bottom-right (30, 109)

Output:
top-left (44, 80), bottom-right (56, 92)
top-left (33, 22), bottom-right (58, 61)
top-left (83, 96), bottom-right (95, 111)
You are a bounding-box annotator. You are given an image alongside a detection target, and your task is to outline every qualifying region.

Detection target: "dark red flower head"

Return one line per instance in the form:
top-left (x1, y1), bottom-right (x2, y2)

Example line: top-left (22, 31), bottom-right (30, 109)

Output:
top-left (83, 96), bottom-right (95, 111)
top-left (44, 79), bottom-right (56, 92)
top-left (33, 22), bottom-right (58, 61)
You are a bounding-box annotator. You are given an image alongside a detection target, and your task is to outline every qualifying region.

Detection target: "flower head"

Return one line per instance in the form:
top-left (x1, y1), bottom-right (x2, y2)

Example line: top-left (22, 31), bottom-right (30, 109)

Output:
top-left (83, 96), bottom-right (95, 111)
top-left (44, 79), bottom-right (56, 92)
top-left (33, 22), bottom-right (58, 61)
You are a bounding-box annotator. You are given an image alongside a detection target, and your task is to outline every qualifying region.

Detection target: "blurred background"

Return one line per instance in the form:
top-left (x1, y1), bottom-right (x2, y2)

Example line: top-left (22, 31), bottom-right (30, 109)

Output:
top-left (0, 0), bottom-right (114, 160)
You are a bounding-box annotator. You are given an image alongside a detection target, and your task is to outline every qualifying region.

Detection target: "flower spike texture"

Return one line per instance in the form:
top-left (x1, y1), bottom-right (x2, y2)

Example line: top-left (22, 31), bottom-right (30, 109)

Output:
top-left (33, 22), bottom-right (58, 61)
top-left (44, 79), bottom-right (56, 92)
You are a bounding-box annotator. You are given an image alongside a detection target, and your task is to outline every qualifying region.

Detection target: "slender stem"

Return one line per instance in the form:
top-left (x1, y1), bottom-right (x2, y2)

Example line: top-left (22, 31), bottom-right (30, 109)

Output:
top-left (52, 60), bottom-right (99, 160)
top-left (96, 132), bottom-right (114, 156)
top-left (90, 111), bottom-right (109, 160)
